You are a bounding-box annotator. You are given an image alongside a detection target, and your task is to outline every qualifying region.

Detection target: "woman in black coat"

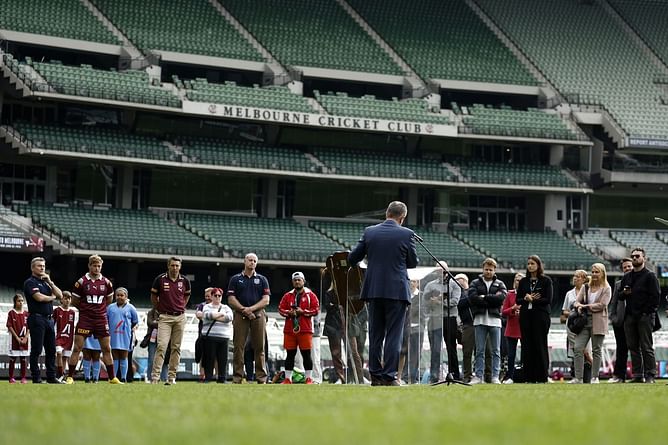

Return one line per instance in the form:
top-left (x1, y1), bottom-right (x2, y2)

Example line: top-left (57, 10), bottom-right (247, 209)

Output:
top-left (516, 255), bottom-right (553, 383)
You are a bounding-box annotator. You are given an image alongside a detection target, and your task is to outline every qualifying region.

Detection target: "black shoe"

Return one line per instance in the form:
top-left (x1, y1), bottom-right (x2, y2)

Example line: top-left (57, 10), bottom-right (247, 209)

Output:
top-left (645, 376), bottom-right (656, 384)
top-left (32, 380), bottom-right (44, 384)
top-left (47, 379), bottom-right (65, 384)
top-left (370, 376), bottom-right (384, 386)
top-left (384, 379), bottom-right (401, 386)
top-left (629, 377), bottom-right (645, 383)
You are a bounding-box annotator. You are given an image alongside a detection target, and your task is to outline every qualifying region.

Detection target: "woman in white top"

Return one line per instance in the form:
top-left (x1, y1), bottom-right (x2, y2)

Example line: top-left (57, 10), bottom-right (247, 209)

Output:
top-left (196, 288), bottom-right (233, 383)
top-left (561, 270), bottom-right (588, 359)
top-left (571, 263), bottom-right (611, 384)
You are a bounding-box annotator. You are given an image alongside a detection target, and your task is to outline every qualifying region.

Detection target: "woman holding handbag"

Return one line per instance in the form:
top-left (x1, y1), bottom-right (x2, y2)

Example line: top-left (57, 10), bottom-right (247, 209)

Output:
top-left (197, 288), bottom-right (233, 383)
top-left (571, 263), bottom-right (611, 384)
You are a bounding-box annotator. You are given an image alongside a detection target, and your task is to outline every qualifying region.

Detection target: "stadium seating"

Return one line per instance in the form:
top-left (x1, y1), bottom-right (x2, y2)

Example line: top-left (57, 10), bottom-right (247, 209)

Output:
top-left (183, 79), bottom-right (314, 113)
top-left (315, 91), bottom-right (450, 124)
top-left (346, 0), bottom-right (537, 85)
top-left (460, 104), bottom-right (580, 140)
top-left (610, 0), bottom-right (668, 67)
top-left (574, 229), bottom-right (629, 258)
top-left (178, 214), bottom-right (343, 262)
top-left (221, 0), bottom-right (402, 75)
top-left (454, 157), bottom-right (578, 188)
top-left (30, 60), bottom-right (181, 107)
top-left (0, 0), bottom-right (118, 44)
top-left (181, 137), bottom-right (317, 172)
top-left (610, 230), bottom-right (668, 264)
top-left (13, 203), bottom-right (217, 257)
top-left (313, 148), bottom-right (454, 182)
top-left (476, 0), bottom-right (668, 140)
top-left (452, 230), bottom-right (604, 270)
top-left (12, 122), bottom-right (173, 161)
top-left (91, 0), bottom-right (262, 61)
top-left (310, 220), bottom-right (484, 268)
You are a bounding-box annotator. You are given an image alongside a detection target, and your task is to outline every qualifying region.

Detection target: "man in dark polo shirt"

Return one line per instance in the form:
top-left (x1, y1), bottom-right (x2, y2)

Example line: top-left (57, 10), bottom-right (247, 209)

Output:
top-left (150, 256), bottom-right (191, 385)
top-left (227, 253), bottom-right (271, 384)
top-left (23, 257), bottom-right (64, 384)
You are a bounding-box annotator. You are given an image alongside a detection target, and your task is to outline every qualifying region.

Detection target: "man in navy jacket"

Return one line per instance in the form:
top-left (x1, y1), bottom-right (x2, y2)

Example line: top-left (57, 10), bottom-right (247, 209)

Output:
top-left (349, 201), bottom-right (419, 386)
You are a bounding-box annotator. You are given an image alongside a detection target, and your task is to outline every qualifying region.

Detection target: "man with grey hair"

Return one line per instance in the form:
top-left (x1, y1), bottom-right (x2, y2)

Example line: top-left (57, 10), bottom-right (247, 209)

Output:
top-left (422, 261), bottom-right (461, 382)
top-left (349, 201), bottom-right (419, 386)
top-left (24, 257), bottom-right (63, 383)
top-left (227, 253), bottom-right (271, 384)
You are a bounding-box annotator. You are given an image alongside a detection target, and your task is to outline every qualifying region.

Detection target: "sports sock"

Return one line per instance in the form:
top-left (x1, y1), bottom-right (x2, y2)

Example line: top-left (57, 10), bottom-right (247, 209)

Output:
top-left (20, 358), bottom-right (27, 379)
top-left (92, 361), bottom-right (101, 380)
top-left (285, 370), bottom-right (293, 379)
top-left (120, 358), bottom-right (128, 381)
top-left (82, 360), bottom-right (91, 380)
top-left (105, 362), bottom-right (115, 381)
top-left (57, 365), bottom-right (64, 378)
top-left (305, 370), bottom-right (312, 378)
top-left (9, 358), bottom-right (15, 380)
top-left (114, 359), bottom-right (119, 377)
top-left (68, 362), bottom-right (76, 378)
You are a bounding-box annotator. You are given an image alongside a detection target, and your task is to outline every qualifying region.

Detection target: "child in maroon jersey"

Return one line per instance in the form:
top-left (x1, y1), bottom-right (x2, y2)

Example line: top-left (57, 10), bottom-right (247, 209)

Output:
top-left (54, 291), bottom-right (76, 380)
top-left (6, 293), bottom-right (29, 384)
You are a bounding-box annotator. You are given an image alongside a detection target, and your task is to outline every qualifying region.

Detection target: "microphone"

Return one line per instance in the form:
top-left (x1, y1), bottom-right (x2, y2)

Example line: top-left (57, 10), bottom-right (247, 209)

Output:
top-left (413, 233), bottom-right (424, 242)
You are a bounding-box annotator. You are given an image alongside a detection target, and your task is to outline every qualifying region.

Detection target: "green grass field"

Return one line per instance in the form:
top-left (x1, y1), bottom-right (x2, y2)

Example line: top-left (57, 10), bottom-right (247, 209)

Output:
top-left (1, 381), bottom-right (666, 445)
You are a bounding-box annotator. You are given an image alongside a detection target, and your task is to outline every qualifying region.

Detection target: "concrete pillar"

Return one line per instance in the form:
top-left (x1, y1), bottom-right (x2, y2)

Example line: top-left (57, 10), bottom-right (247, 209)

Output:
top-left (116, 165), bottom-right (134, 209)
top-left (404, 187), bottom-right (419, 226)
top-left (260, 177), bottom-right (278, 218)
top-left (549, 144), bottom-right (564, 165)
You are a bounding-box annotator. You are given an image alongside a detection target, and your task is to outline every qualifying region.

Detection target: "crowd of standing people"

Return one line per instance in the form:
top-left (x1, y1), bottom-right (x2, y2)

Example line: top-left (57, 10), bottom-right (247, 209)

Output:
top-left (5, 204), bottom-right (665, 385)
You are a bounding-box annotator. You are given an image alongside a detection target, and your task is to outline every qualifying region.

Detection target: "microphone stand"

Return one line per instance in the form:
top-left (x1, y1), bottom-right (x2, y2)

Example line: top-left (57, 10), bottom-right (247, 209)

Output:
top-left (413, 233), bottom-right (470, 387)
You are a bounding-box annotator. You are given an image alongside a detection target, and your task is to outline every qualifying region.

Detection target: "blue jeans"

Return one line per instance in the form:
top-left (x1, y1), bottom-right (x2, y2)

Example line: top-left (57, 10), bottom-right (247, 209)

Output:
top-left (475, 325), bottom-right (501, 379)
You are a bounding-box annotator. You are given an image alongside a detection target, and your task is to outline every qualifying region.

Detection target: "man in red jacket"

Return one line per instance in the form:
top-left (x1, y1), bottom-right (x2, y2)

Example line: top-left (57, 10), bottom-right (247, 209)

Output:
top-left (278, 271), bottom-right (320, 384)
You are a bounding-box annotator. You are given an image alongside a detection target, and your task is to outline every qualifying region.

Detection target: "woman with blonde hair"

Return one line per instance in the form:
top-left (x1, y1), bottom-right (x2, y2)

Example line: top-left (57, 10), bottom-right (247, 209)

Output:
top-left (571, 263), bottom-right (611, 384)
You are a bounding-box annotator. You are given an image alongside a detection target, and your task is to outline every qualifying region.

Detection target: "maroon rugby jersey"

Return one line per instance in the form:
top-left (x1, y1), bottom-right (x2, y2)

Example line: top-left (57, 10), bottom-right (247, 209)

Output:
top-left (6, 309), bottom-right (29, 351)
top-left (73, 273), bottom-right (113, 322)
top-left (54, 306), bottom-right (76, 349)
top-left (151, 273), bottom-right (191, 314)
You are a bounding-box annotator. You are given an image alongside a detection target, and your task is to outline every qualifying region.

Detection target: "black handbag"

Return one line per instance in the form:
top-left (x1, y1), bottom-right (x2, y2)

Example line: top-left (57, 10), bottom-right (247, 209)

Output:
top-left (567, 285), bottom-right (589, 334)
top-left (653, 311), bottom-right (662, 332)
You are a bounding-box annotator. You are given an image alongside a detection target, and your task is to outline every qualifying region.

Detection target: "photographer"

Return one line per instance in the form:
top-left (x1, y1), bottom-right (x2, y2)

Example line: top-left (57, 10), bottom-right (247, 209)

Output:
top-left (278, 272), bottom-right (320, 384)
top-left (468, 258), bottom-right (507, 385)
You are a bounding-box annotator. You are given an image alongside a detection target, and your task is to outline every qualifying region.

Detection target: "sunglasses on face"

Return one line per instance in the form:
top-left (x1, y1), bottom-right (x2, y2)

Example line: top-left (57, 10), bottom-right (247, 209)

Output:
top-left (631, 254), bottom-right (641, 259)
top-left (213, 294), bottom-right (222, 297)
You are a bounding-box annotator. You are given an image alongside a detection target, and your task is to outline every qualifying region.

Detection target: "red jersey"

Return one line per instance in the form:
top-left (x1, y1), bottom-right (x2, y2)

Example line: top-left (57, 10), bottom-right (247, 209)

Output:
top-left (279, 287), bottom-right (320, 334)
top-left (151, 273), bottom-right (191, 314)
top-left (73, 273), bottom-right (113, 323)
top-left (54, 306), bottom-right (77, 350)
top-left (6, 308), bottom-right (29, 351)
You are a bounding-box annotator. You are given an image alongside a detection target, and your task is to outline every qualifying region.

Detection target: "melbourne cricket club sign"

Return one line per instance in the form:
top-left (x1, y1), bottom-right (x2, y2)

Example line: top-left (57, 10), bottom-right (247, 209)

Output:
top-left (183, 102), bottom-right (457, 137)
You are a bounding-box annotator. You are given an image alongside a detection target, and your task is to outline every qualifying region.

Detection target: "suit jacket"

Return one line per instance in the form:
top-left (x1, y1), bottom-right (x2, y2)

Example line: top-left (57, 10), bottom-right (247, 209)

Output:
top-left (348, 219), bottom-right (419, 302)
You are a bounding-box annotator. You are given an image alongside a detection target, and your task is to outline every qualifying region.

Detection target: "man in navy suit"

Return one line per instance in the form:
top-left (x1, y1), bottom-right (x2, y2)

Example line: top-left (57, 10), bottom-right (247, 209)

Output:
top-left (349, 201), bottom-right (419, 386)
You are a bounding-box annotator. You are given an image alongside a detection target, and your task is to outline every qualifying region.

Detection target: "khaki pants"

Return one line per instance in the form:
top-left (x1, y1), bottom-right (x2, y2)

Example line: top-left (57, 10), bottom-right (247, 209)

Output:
top-left (151, 313), bottom-right (185, 381)
top-left (232, 311), bottom-right (267, 383)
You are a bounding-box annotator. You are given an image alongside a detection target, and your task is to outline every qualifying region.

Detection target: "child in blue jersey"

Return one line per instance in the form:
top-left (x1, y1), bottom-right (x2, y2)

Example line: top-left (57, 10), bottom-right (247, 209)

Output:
top-left (83, 335), bottom-right (101, 383)
top-left (107, 287), bottom-right (139, 382)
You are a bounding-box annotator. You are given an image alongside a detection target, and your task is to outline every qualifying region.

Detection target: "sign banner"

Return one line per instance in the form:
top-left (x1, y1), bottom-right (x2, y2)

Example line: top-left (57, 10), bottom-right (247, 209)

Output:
top-left (182, 102), bottom-right (457, 137)
top-left (628, 137), bottom-right (668, 149)
top-left (0, 234), bottom-right (44, 252)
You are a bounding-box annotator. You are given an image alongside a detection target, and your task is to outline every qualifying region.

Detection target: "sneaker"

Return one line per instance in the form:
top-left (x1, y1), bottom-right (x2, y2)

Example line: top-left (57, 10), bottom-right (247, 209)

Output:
top-left (8, 378), bottom-right (16, 384)
top-left (305, 377), bottom-right (314, 385)
top-left (568, 378), bottom-right (582, 384)
top-left (590, 377), bottom-right (600, 384)
top-left (20, 378), bottom-right (27, 384)
top-left (64, 377), bottom-right (74, 385)
top-left (503, 378), bottom-right (514, 385)
top-left (85, 379), bottom-right (91, 384)
top-left (281, 378), bottom-right (292, 384)
top-left (469, 376), bottom-right (482, 385)
top-left (608, 376), bottom-right (623, 384)
top-left (109, 377), bottom-right (123, 384)
top-left (164, 378), bottom-right (176, 386)
top-left (334, 379), bottom-right (343, 385)
top-left (491, 377), bottom-right (501, 384)
top-left (645, 376), bottom-right (656, 384)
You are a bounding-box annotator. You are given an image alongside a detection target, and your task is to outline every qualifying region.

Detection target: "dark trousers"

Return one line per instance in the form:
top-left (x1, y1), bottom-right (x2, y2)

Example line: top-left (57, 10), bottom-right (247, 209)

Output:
top-left (461, 323), bottom-right (474, 381)
top-left (519, 310), bottom-right (551, 383)
top-left (442, 316), bottom-right (460, 379)
top-left (28, 314), bottom-right (56, 382)
top-left (612, 324), bottom-right (628, 380)
top-left (203, 337), bottom-right (229, 383)
top-left (427, 326), bottom-right (442, 382)
top-left (505, 337), bottom-right (519, 380)
top-left (367, 298), bottom-right (408, 382)
top-left (624, 313), bottom-right (655, 378)
top-left (327, 332), bottom-right (345, 382)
